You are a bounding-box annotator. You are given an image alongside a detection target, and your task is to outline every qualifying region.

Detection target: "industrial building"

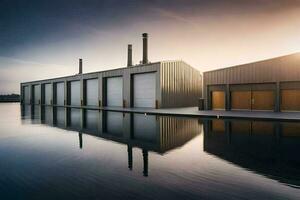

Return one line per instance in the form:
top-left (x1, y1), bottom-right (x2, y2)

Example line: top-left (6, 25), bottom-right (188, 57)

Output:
top-left (21, 33), bottom-right (202, 109)
top-left (203, 53), bottom-right (300, 112)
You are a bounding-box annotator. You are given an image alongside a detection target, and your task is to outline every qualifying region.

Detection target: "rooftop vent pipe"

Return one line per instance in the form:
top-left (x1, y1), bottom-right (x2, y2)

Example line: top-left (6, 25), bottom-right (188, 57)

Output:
top-left (127, 44), bottom-right (132, 67)
top-left (142, 33), bottom-right (148, 64)
top-left (79, 58), bottom-right (82, 74)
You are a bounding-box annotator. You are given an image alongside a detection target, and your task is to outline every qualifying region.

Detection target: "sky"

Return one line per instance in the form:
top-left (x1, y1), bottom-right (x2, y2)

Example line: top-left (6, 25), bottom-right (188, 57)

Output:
top-left (1, 0), bottom-right (300, 94)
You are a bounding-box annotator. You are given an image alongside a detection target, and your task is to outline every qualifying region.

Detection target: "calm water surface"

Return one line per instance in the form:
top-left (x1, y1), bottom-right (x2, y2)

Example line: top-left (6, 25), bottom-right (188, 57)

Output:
top-left (0, 103), bottom-right (300, 199)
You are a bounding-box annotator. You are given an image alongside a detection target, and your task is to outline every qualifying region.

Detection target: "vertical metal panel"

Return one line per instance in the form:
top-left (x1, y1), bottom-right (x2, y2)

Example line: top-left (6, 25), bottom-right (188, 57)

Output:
top-left (106, 77), bottom-right (123, 107)
top-left (133, 73), bottom-right (156, 108)
top-left (86, 79), bottom-right (98, 106)
top-left (160, 61), bottom-right (202, 108)
top-left (56, 82), bottom-right (64, 106)
top-left (33, 85), bottom-right (40, 104)
top-left (70, 81), bottom-right (80, 106)
top-left (44, 83), bottom-right (52, 105)
top-left (159, 116), bottom-right (202, 151)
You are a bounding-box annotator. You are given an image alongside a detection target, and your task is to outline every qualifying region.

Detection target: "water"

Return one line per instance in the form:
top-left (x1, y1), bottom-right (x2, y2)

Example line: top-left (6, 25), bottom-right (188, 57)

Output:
top-left (0, 103), bottom-right (299, 199)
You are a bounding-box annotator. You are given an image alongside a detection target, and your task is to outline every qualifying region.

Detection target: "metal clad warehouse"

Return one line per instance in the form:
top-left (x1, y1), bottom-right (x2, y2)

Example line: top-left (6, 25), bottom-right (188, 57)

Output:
top-left (21, 61), bottom-right (202, 109)
top-left (203, 53), bottom-right (300, 112)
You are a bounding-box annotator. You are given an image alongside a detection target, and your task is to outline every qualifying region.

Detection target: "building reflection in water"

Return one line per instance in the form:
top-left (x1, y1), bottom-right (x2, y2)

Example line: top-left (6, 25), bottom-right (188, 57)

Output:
top-left (203, 119), bottom-right (300, 188)
top-left (21, 105), bottom-right (202, 177)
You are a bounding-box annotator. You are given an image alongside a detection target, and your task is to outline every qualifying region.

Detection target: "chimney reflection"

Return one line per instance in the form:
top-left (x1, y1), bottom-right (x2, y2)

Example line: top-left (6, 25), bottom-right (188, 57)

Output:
top-left (21, 105), bottom-right (202, 177)
top-left (127, 145), bottom-right (133, 170)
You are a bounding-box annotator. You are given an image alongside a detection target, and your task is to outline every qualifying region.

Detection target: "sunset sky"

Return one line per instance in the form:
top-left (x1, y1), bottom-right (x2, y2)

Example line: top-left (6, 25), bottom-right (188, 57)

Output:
top-left (1, 0), bottom-right (300, 94)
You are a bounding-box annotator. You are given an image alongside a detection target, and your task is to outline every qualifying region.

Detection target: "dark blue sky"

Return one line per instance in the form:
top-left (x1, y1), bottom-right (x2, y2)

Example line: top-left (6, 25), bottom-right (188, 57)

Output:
top-left (1, 0), bottom-right (300, 93)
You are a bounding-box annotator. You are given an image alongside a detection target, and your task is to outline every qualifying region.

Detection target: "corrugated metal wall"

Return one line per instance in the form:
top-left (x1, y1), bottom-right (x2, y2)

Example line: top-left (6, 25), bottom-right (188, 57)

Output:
top-left (160, 61), bottom-right (202, 108)
top-left (204, 53), bottom-right (300, 85)
top-left (159, 116), bottom-right (202, 152)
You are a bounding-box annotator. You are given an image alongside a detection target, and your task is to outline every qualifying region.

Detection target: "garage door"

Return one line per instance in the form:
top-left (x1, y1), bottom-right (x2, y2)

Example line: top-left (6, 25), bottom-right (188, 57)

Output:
top-left (70, 81), bottom-right (80, 106)
top-left (211, 91), bottom-right (225, 110)
top-left (33, 85), bottom-right (40, 104)
top-left (23, 86), bottom-right (30, 104)
top-left (252, 91), bottom-right (274, 111)
top-left (231, 91), bottom-right (251, 110)
top-left (86, 79), bottom-right (98, 106)
top-left (281, 89), bottom-right (300, 111)
top-left (44, 83), bottom-right (52, 105)
top-left (133, 73), bottom-right (156, 108)
top-left (106, 77), bottom-right (123, 107)
top-left (56, 82), bottom-right (64, 106)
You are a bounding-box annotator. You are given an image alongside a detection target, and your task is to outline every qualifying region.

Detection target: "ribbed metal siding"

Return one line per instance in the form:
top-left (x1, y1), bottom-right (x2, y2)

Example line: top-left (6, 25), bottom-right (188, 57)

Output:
top-left (44, 84), bottom-right (52, 105)
top-left (70, 81), bottom-right (80, 106)
top-left (33, 85), bottom-right (40, 104)
top-left (204, 53), bottom-right (300, 86)
top-left (86, 79), bottom-right (98, 106)
top-left (56, 82), bottom-right (64, 106)
top-left (160, 61), bottom-right (202, 108)
top-left (159, 116), bottom-right (202, 151)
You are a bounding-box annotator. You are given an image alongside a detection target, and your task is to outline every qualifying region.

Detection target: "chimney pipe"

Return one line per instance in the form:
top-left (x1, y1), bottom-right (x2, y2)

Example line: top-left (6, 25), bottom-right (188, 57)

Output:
top-left (142, 33), bottom-right (148, 64)
top-left (127, 44), bottom-right (132, 67)
top-left (79, 58), bottom-right (82, 74)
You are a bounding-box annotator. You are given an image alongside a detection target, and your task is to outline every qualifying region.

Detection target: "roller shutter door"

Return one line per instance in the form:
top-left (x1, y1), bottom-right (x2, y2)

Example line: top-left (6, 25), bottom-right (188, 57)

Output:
top-left (56, 82), bottom-right (64, 106)
top-left (24, 86), bottom-right (30, 104)
top-left (70, 81), bottom-right (80, 106)
top-left (252, 91), bottom-right (274, 111)
top-left (44, 84), bottom-right (52, 105)
top-left (33, 85), bottom-right (40, 104)
top-left (106, 77), bottom-right (123, 107)
top-left (281, 89), bottom-right (300, 111)
top-left (86, 79), bottom-right (98, 106)
top-left (133, 73), bottom-right (156, 108)
top-left (231, 91), bottom-right (251, 110)
top-left (211, 91), bottom-right (225, 110)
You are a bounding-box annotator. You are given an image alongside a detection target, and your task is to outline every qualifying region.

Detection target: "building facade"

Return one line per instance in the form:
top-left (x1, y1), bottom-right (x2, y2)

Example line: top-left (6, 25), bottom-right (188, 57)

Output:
top-left (203, 53), bottom-right (300, 112)
top-left (21, 61), bottom-right (202, 109)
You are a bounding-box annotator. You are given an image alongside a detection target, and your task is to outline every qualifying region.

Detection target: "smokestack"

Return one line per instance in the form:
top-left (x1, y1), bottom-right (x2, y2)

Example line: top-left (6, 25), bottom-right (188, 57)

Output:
top-left (142, 33), bottom-right (148, 64)
top-left (79, 58), bottom-right (82, 74)
top-left (127, 44), bottom-right (132, 67)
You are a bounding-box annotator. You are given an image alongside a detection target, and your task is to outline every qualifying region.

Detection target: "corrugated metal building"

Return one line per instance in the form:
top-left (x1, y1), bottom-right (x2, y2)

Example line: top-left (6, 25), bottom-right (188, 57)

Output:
top-left (203, 53), bottom-right (300, 112)
top-left (21, 34), bottom-right (202, 109)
